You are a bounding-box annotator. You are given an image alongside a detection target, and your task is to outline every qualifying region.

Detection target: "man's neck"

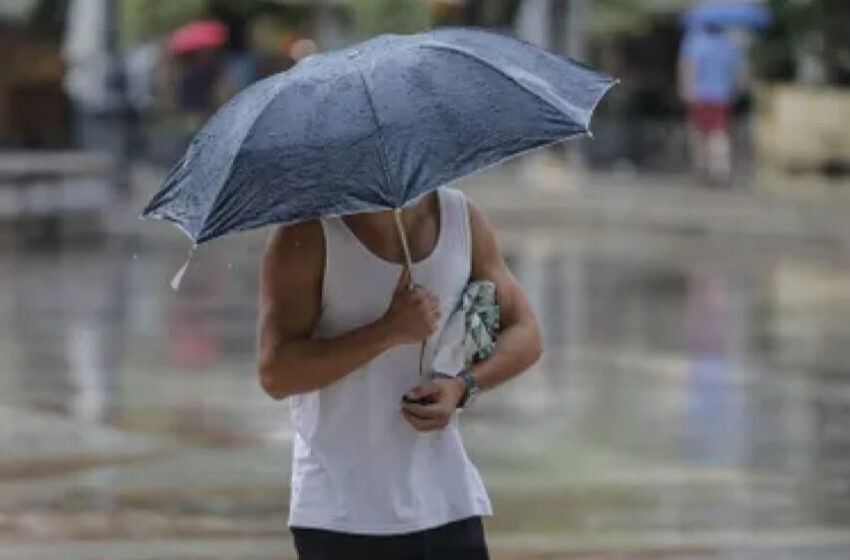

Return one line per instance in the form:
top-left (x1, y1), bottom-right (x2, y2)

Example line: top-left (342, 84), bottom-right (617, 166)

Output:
top-left (342, 192), bottom-right (439, 264)
top-left (346, 193), bottom-right (434, 234)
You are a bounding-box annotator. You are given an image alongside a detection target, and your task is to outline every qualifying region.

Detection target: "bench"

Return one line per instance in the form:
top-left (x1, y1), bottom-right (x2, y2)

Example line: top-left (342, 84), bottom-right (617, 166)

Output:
top-left (0, 151), bottom-right (113, 242)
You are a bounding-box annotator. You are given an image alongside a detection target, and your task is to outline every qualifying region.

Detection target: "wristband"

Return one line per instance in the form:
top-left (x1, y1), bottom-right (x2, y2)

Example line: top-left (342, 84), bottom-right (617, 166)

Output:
top-left (456, 371), bottom-right (478, 409)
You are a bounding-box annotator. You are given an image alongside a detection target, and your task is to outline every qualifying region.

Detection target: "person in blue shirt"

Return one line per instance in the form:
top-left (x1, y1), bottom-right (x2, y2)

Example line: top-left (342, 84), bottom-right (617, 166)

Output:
top-left (679, 23), bottom-right (744, 184)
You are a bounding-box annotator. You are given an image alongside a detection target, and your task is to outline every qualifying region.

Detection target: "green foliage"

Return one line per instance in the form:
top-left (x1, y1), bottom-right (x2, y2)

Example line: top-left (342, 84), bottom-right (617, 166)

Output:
top-left (589, 0), bottom-right (691, 38)
top-left (350, 0), bottom-right (432, 38)
top-left (751, 0), bottom-right (807, 81)
top-left (28, 0), bottom-right (68, 40)
top-left (462, 0), bottom-right (522, 28)
top-left (121, 0), bottom-right (208, 43)
top-left (590, 0), bottom-right (655, 37)
top-left (751, 0), bottom-right (825, 83)
top-left (820, 0), bottom-right (850, 85)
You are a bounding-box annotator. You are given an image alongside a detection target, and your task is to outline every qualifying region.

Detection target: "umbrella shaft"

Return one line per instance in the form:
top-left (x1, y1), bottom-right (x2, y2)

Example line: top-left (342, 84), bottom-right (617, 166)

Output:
top-left (393, 207), bottom-right (425, 377)
top-left (393, 208), bottom-right (414, 285)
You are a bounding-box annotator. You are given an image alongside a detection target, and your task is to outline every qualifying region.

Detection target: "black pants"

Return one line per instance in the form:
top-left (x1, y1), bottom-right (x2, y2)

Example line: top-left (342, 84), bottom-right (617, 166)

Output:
top-left (291, 517), bottom-right (489, 560)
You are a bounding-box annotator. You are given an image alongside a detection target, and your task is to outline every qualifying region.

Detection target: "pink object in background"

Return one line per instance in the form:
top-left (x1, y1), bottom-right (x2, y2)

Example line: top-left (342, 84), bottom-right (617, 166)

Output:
top-left (168, 20), bottom-right (228, 55)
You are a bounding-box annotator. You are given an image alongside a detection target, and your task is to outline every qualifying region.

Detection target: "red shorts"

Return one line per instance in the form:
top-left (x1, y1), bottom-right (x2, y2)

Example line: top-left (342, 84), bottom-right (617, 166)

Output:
top-left (689, 103), bottom-right (730, 134)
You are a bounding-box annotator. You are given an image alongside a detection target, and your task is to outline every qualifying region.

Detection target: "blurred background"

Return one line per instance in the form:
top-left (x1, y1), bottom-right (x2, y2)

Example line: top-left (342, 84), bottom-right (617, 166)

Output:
top-left (1, 1), bottom-right (850, 559)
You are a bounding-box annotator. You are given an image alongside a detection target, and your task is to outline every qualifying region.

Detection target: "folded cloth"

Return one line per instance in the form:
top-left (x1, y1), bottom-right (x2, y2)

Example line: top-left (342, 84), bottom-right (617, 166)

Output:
top-left (431, 280), bottom-right (500, 376)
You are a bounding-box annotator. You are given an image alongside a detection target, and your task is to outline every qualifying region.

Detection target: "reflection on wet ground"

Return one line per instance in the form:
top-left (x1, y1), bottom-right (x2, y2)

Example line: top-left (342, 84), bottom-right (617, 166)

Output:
top-left (1, 219), bottom-right (850, 559)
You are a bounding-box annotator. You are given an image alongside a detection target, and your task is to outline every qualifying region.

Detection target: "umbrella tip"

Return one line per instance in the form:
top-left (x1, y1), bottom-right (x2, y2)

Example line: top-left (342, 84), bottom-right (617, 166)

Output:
top-left (170, 245), bottom-right (198, 291)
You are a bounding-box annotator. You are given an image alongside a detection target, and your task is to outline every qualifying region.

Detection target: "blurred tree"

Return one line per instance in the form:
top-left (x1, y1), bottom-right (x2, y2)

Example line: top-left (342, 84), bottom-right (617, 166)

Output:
top-left (590, 0), bottom-right (656, 38)
top-left (589, 0), bottom-right (690, 39)
top-left (427, 0), bottom-right (462, 26)
top-left (121, 0), bottom-right (208, 43)
top-left (350, 0), bottom-right (431, 38)
top-left (28, 0), bottom-right (68, 40)
top-left (820, 0), bottom-right (850, 85)
top-left (752, 0), bottom-right (818, 83)
top-left (426, 0), bottom-right (520, 29)
top-left (462, 0), bottom-right (521, 28)
top-left (752, 0), bottom-right (850, 86)
top-left (208, 0), bottom-right (260, 53)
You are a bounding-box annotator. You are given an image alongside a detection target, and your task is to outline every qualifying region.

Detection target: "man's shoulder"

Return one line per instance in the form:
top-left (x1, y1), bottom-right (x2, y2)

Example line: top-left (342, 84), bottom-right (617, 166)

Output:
top-left (263, 220), bottom-right (324, 278)
top-left (267, 220), bottom-right (323, 248)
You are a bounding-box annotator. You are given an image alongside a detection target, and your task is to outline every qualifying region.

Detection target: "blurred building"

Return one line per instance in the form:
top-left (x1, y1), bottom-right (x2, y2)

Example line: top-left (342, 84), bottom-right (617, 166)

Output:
top-left (0, 0), bottom-right (70, 148)
top-left (4, 0), bottom-right (841, 175)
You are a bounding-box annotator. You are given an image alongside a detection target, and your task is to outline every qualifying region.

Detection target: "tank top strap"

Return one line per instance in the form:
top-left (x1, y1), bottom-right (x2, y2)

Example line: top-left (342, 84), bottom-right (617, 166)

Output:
top-left (318, 217), bottom-right (358, 301)
top-left (319, 216), bottom-right (359, 259)
top-left (437, 188), bottom-right (471, 264)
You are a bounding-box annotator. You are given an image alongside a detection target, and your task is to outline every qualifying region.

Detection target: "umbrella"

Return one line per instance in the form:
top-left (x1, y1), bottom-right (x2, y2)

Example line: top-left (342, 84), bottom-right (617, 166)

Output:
top-left (168, 20), bottom-right (228, 55)
top-left (143, 28), bottom-right (614, 260)
top-left (683, 1), bottom-right (772, 29)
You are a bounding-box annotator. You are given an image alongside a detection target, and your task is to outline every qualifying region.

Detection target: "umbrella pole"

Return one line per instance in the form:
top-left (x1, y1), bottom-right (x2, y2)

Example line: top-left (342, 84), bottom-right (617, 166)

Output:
top-left (394, 208), bottom-right (426, 377)
top-left (393, 208), bottom-right (414, 281)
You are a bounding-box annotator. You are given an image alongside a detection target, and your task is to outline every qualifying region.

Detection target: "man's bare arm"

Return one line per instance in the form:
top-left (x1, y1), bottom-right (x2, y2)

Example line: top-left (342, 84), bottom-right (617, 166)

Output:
top-left (257, 222), bottom-right (439, 400)
top-left (400, 200), bottom-right (543, 430)
top-left (466, 201), bottom-right (543, 391)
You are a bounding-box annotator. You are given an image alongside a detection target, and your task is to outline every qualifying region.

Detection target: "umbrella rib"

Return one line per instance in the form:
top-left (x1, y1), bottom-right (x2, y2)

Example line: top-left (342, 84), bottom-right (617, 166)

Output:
top-left (356, 62), bottom-right (424, 376)
top-left (192, 78), bottom-right (293, 241)
top-left (419, 42), bottom-right (596, 131)
top-left (354, 65), bottom-right (398, 206)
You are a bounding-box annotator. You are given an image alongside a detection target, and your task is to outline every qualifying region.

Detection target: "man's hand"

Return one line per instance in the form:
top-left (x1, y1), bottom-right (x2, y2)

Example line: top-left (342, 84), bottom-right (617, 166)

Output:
top-left (380, 267), bottom-right (441, 346)
top-left (401, 377), bottom-right (466, 432)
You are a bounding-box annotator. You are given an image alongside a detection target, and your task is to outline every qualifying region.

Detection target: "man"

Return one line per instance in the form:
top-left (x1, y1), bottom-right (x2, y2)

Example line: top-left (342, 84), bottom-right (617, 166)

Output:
top-left (679, 22), bottom-right (744, 185)
top-left (257, 187), bottom-right (543, 559)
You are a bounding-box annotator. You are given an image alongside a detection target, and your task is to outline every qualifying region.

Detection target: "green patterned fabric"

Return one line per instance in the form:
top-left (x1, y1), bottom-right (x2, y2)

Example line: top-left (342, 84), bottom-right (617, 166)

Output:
top-left (431, 280), bottom-right (500, 375)
top-left (460, 280), bottom-right (500, 364)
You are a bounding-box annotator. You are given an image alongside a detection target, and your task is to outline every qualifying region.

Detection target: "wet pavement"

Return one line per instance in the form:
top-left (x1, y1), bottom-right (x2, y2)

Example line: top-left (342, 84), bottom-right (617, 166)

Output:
top-left (2, 173), bottom-right (850, 559)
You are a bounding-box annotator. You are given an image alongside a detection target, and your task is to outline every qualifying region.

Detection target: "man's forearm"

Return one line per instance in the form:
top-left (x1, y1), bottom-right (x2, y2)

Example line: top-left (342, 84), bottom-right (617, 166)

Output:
top-left (467, 319), bottom-right (543, 393)
top-left (259, 319), bottom-right (397, 399)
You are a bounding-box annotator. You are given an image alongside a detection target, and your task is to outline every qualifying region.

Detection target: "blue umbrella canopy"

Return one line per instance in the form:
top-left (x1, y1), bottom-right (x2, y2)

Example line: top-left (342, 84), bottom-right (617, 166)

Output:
top-left (683, 1), bottom-right (772, 29)
top-left (142, 28), bottom-right (615, 245)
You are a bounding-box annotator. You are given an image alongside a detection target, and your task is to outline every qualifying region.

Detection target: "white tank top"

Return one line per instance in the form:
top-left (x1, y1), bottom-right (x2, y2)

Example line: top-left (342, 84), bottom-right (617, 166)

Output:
top-left (288, 188), bottom-right (492, 534)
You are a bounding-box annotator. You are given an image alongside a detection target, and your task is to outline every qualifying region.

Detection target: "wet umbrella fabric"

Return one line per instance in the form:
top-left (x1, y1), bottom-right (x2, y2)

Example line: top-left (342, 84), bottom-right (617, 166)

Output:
top-left (142, 28), bottom-right (615, 250)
